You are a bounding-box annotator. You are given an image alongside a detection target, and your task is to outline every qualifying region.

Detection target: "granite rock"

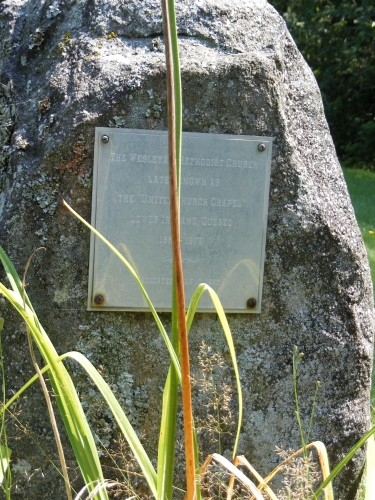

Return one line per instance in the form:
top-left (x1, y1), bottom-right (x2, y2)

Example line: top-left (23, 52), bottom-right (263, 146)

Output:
top-left (0, 0), bottom-right (374, 498)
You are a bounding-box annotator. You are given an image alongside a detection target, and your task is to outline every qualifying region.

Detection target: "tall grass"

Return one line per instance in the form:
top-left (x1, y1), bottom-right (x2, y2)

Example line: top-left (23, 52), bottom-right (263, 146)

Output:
top-left (0, 249), bottom-right (109, 500)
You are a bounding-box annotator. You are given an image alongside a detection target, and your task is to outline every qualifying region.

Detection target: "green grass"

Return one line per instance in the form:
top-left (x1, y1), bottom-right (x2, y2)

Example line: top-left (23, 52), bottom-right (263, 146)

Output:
top-left (343, 167), bottom-right (375, 295)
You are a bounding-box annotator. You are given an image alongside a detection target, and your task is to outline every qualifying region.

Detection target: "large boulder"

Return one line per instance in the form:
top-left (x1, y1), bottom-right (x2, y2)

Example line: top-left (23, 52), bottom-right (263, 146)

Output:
top-left (0, 0), bottom-right (373, 498)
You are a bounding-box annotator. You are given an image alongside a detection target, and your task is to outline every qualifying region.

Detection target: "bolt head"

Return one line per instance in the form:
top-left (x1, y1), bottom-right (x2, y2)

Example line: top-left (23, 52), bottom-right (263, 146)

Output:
top-left (94, 294), bottom-right (105, 305)
top-left (101, 135), bottom-right (110, 144)
top-left (258, 143), bottom-right (266, 152)
top-left (246, 298), bottom-right (257, 309)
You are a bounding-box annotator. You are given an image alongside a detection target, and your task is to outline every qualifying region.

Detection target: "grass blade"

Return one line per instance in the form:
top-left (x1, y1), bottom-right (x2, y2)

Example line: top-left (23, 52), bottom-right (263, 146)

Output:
top-left (0, 318), bottom-right (12, 497)
top-left (365, 434), bottom-right (375, 500)
top-left (200, 453), bottom-right (265, 500)
top-left (231, 455), bottom-right (278, 500)
top-left (0, 445), bottom-right (11, 486)
top-left (63, 201), bottom-right (181, 382)
top-left (313, 425), bottom-right (375, 499)
top-left (0, 246), bottom-right (108, 500)
top-left (157, 365), bottom-right (179, 500)
top-left (62, 351), bottom-right (158, 498)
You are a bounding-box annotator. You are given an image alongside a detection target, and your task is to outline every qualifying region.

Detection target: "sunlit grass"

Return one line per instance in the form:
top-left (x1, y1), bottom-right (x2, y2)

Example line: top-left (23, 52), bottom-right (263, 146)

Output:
top-left (343, 167), bottom-right (375, 296)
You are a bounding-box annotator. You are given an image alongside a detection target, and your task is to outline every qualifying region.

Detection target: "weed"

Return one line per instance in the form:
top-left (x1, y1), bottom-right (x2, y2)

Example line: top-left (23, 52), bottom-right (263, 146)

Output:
top-left (275, 447), bottom-right (321, 500)
top-left (193, 342), bottom-right (235, 455)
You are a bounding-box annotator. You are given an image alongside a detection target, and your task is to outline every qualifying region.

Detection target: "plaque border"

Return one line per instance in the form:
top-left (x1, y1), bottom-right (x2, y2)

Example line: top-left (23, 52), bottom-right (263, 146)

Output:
top-left (88, 128), bottom-right (272, 313)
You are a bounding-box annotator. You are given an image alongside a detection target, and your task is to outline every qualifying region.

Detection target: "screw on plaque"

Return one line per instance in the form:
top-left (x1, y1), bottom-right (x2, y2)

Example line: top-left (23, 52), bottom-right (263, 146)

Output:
top-left (246, 298), bottom-right (257, 309)
top-left (94, 294), bottom-right (105, 305)
top-left (101, 135), bottom-right (110, 144)
top-left (258, 143), bottom-right (266, 152)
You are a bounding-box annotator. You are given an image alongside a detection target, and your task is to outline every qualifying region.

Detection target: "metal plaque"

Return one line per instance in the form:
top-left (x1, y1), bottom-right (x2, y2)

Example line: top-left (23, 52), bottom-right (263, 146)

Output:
top-left (88, 128), bottom-right (272, 313)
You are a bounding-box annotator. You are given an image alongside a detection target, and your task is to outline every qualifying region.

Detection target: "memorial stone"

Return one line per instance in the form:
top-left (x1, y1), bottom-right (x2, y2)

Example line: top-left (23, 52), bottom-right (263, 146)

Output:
top-left (0, 0), bottom-right (373, 498)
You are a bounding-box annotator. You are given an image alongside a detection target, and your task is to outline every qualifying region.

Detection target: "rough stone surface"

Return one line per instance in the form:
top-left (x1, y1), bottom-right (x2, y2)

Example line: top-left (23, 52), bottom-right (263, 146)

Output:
top-left (0, 0), bottom-right (374, 498)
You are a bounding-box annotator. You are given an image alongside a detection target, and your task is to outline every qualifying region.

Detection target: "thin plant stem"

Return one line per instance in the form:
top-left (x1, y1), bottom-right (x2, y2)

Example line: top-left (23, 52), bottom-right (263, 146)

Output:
top-left (0, 318), bottom-right (12, 500)
top-left (160, 0), bottom-right (196, 498)
top-left (22, 248), bottom-right (72, 500)
top-left (293, 347), bottom-right (306, 458)
top-left (307, 381), bottom-right (320, 444)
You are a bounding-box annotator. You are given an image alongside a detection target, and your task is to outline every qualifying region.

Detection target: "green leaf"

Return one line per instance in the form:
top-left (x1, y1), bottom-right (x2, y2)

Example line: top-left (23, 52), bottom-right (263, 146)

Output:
top-left (0, 445), bottom-right (11, 486)
top-left (62, 351), bottom-right (158, 498)
top-left (365, 434), bottom-right (375, 500)
top-left (314, 424), bottom-right (375, 498)
top-left (0, 245), bottom-right (108, 500)
top-left (63, 202), bottom-right (181, 382)
top-left (157, 366), bottom-right (179, 500)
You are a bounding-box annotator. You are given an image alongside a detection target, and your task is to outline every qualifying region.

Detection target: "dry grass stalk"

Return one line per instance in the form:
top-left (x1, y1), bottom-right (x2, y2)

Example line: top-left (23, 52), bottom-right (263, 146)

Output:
top-left (260, 442), bottom-right (333, 500)
top-left (200, 453), bottom-right (265, 500)
top-left (198, 440), bottom-right (333, 500)
top-left (160, 0), bottom-right (196, 496)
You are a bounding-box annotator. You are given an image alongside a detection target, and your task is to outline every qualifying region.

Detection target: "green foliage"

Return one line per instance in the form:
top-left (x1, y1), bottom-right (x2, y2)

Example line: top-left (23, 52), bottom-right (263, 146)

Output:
top-left (0, 248), bottom-right (109, 500)
top-left (0, 232), bottom-right (243, 499)
top-left (269, 0), bottom-right (375, 169)
top-left (64, 201), bottom-right (243, 499)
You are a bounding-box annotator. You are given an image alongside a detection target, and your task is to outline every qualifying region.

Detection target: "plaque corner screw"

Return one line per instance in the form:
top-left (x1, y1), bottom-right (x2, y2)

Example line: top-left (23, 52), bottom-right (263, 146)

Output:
top-left (258, 143), bottom-right (266, 152)
top-left (101, 134), bottom-right (110, 144)
top-left (247, 298), bottom-right (257, 309)
top-left (94, 294), bottom-right (105, 305)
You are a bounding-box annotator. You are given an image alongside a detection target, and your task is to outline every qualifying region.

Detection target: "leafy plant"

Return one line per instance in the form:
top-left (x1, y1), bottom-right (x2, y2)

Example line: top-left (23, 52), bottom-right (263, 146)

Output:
top-left (269, 0), bottom-right (375, 169)
top-left (0, 249), bottom-right (109, 500)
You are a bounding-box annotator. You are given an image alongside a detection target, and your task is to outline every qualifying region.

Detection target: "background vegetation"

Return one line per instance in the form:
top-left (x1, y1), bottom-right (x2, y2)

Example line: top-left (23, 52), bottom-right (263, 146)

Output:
top-left (343, 167), bottom-right (375, 404)
top-left (269, 0), bottom-right (375, 170)
top-left (343, 168), bottom-right (375, 294)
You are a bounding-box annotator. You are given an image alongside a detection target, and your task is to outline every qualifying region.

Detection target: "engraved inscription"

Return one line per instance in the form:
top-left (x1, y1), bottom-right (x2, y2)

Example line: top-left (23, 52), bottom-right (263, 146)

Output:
top-left (131, 215), bottom-right (170, 224)
top-left (149, 176), bottom-right (168, 184)
top-left (158, 236), bottom-right (203, 245)
top-left (117, 194), bottom-right (134, 203)
top-left (201, 218), bottom-right (232, 227)
top-left (181, 198), bottom-right (208, 206)
top-left (110, 154), bottom-right (260, 170)
top-left (182, 177), bottom-right (207, 186)
top-left (139, 195), bottom-right (170, 205)
top-left (144, 277), bottom-right (220, 286)
top-left (210, 198), bottom-right (243, 207)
